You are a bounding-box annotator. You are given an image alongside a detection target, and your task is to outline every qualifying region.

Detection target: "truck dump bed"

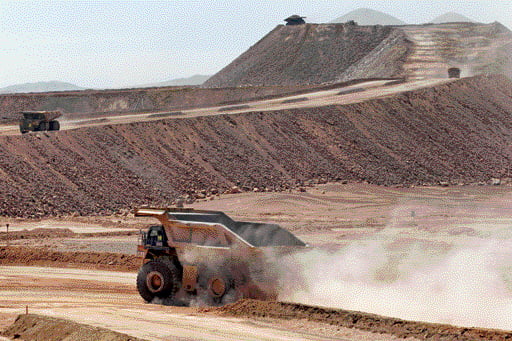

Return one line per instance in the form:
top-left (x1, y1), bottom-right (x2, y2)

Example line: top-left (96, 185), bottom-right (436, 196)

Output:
top-left (135, 207), bottom-right (307, 306)
top-left (169, 210), bottom-right (306, 247)
top-left (20, 111), bottom-right (62, 121)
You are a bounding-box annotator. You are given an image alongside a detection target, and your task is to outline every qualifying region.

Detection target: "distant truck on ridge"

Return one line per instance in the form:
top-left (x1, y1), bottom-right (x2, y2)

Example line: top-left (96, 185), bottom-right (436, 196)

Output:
top-left (19, 111), bottom-right (62, 134)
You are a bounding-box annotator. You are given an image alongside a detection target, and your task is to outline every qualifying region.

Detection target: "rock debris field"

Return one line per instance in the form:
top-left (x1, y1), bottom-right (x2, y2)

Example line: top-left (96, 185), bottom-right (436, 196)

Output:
top-left (0, 75), bottom-right (511, 217)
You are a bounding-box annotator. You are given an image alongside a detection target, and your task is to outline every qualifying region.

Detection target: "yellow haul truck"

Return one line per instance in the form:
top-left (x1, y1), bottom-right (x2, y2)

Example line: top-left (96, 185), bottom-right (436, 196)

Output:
top-left (135, 207), bottom-right (307, 306)
top-left (19, 111), bottom-right (62, 134)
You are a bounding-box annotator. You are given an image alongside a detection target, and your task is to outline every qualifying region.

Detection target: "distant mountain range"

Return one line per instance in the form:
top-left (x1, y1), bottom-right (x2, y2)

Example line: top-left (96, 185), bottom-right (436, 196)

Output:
top-left (329, 8), bottom-right (406, 25)
top-left (136, 75), bottom-right (211, 88)
top-left (430, 12), bottom-right (475, 24)
top-left (0, 75), bottom-right (212, 94)
top-left (329, 8), bottom-right (476, 26)
top-left (0, 81), bottom-right (85, 94)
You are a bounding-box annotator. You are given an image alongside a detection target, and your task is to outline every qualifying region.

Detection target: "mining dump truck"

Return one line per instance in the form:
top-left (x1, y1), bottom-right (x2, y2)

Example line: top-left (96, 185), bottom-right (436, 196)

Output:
top-left (448, 67), bottom-right (461, 79)
top-left (19, 111), bottom-right (62, 134)
top-left (135, 207), bottom-right (307, 306)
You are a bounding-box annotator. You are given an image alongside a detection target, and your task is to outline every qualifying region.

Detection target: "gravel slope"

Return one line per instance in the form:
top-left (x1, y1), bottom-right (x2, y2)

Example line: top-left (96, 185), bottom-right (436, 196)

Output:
top-left (0, 75), bottom-right (511, 217)
top-left (203, 23), bottom-right (408, 88)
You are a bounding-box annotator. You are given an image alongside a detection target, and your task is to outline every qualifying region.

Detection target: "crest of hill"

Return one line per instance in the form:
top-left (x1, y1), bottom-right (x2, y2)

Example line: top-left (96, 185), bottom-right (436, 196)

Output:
top-left (430, 12), bottom-right (475, 24)
top-left (203, 23), bottom-right (411, 88)
top-left (329, 8), bottom-right (405, 25)
top-left (0, 81), bottom-right (85, 94)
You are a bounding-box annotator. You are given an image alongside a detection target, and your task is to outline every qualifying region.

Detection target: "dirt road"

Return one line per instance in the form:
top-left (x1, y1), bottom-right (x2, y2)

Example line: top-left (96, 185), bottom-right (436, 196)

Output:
top-left (0, 266), bottom-right (413, 341)
top-left (0, 78), bottom-right (451, 136)
top-left (1, 183), bottom-right (511, 338)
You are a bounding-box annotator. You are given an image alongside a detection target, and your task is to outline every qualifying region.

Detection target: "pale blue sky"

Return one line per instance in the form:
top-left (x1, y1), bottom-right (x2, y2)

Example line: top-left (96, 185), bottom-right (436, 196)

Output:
top-left (1, 1), bottom-right (510, 89)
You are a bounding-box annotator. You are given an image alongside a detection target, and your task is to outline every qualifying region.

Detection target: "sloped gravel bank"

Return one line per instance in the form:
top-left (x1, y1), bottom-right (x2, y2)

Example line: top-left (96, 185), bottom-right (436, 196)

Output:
top-left (0, 75), bottom-right (511, 217)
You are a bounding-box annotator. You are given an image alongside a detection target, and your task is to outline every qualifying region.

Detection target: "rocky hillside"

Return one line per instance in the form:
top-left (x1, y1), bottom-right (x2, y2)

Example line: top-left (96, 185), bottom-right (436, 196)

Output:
top-left (203, 23), bottom-right (411, 88)
top-left (430, 12), bottom-right (475, 24)
top-left (137, 75), bottom-right (211, 88)
top-left (204, 22), bottom-right (512, 87)
top-left (0, 75), bottom-right (511, 217)
top-left (0, 81), bottom-right (85, 94)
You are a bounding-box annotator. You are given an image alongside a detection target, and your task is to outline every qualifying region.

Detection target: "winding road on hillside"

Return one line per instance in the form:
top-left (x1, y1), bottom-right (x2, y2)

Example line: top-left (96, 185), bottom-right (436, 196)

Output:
top-left (0, 78), bottom-right (452, 137)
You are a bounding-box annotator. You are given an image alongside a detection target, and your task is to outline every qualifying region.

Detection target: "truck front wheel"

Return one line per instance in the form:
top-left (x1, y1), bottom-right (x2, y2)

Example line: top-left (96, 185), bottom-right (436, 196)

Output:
top-left (137, 261), bottom-right (179, 303)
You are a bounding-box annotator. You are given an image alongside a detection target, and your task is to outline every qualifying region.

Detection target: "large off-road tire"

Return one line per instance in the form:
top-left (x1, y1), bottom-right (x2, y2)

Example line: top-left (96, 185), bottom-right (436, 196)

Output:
top-left (38, 121), bottom-right (49, 131)
top-left (49, 120), bottom-right (60, 131)
top-left (136, 260), bottom-right (180, 303)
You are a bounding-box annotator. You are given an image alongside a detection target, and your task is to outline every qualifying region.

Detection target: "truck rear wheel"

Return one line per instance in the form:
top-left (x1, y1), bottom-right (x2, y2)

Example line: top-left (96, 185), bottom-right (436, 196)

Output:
top-left (49, 120), bottom-right (60, 131)
top-left (198, 269), bottom-right (236, 306)
top-left (137, 260), bottom-right (180, 303)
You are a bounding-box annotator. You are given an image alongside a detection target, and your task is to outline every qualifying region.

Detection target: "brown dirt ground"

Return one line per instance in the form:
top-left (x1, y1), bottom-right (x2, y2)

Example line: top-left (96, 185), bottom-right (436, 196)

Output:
top-left (0, 228), bottom-right (138, 241)
top-left (2, 314), bottom-right (147, 341)
top-left (0, 228), bottom-right (75, 241)
top-left (0, 246), bottom-right (139, 271)
top-left (207, 299), bottom-right (512, 341)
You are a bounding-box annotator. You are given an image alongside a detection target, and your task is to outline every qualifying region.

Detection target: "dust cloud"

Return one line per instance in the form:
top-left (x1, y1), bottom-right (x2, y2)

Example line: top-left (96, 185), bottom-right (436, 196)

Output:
top-left (275, 231), bottom-right (512, 330)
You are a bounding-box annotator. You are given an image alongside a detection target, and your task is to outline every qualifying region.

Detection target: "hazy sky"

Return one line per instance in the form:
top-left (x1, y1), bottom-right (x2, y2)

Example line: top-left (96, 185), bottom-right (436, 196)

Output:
top-left (1, 1), bottom-right (510, 89)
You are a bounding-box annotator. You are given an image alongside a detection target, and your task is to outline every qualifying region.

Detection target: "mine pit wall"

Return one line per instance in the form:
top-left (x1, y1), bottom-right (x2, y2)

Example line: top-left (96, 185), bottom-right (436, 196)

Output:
top-left (0, 75), bottom-right (511, 218)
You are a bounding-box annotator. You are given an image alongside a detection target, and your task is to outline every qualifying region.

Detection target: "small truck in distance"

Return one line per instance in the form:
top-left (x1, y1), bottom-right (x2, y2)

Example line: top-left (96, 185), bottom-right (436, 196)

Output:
top-left (19, 111), bottom-right (62, 134)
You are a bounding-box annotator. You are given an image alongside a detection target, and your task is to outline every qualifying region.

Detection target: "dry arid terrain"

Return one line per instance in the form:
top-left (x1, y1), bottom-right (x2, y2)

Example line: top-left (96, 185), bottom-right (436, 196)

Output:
top-left (0, 75), bottom-right (511, 218)
top-left (204, 22), bottom-right (512, 87)
top-left (1, 20), bottom-right (512, 341)
top-left (1, 184), bottom-right (512, 340)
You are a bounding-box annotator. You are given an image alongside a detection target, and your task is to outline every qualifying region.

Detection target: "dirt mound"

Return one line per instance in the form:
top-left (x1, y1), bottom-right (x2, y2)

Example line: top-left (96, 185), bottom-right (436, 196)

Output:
top-left (0, 75), bottom-right (511, 218)
top-left (212, 299), bottom-right (512, 340)
top-left (0, 228), bottom-right (137, 241)
top-left (0, 228), bottom-right (75, 240)
top-left (2, 314), bottom-right (147, 341)
top-left (204, 22), bottom-right (512, 88)
top-left (204, 23), bottom-right (410, 88)
top-left (0, 246), bottom-right (139, 271)
top-left (336, 28), bottom-right (412, 82)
